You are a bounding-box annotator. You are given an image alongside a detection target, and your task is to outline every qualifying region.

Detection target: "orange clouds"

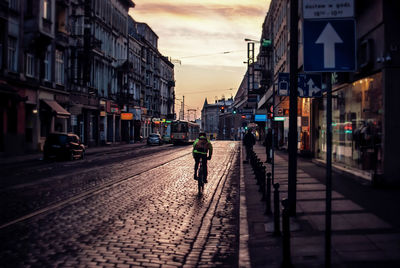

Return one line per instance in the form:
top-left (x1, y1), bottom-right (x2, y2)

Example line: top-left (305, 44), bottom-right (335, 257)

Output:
top-left (130, 0), bottom-right (270, 115)
top-left (135, 3), bottom-right (265, 19)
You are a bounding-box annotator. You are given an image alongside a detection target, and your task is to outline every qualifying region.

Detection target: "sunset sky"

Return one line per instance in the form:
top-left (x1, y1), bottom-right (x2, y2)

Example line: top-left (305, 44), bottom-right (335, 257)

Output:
top-left (129, 0), bottom-right (270, 119)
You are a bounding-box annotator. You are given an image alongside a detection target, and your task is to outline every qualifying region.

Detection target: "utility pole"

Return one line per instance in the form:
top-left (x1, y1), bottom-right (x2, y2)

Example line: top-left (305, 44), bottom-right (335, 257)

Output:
top-left (182, 95), bottom-right (185, 120)
top-left (288, 0), bottom-right (298, 216)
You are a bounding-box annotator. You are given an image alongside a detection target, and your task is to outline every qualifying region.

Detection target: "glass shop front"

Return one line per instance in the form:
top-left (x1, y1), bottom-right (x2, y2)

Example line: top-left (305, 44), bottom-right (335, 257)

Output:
top-left (315, 72), bottom-right (383, 176)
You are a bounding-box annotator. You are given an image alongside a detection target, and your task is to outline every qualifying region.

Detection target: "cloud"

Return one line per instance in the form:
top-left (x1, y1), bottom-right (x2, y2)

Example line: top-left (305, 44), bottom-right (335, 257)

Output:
top-left (134, 3), bottom-right (265, 20)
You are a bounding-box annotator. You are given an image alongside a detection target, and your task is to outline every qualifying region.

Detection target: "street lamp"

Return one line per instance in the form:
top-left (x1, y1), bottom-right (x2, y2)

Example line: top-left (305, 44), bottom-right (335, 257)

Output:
top-left (244, 38), bottom-right (260, 43)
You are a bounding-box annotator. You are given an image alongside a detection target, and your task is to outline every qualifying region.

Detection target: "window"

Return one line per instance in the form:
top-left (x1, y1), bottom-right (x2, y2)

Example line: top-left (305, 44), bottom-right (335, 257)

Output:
top-left (73, 16), bottom-right (84, 36)
top-left (44, 47), bottom-right (51, 81)
top-left (55, 50), bottom-right (64, 85)
top-left (8, 37), bottom-right (17, 72)
top-left (26, 53), bottom-right (34, 77)
top-left (43, 0), bottom-right (51, 20)
top-left (9, 0), bottom-right (19, 11)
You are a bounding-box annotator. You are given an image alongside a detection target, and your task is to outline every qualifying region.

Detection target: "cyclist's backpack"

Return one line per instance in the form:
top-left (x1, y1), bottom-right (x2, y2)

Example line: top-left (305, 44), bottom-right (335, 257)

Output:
top-left (195, 139), bottom-right (208, 153)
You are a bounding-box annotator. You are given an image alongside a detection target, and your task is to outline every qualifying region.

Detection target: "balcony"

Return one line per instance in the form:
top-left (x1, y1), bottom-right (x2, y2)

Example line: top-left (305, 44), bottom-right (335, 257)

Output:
top-left (91, 37), bottom-right (102, 53)
top-left (56, 31), bottom-right (69, 47)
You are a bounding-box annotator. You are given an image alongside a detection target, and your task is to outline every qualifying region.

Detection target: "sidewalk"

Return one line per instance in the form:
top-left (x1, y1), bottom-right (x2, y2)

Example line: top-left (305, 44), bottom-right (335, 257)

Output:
top-left (240, 142), bottom-right (400, 267)
top-left (0, 142), bottom-right (146, 166)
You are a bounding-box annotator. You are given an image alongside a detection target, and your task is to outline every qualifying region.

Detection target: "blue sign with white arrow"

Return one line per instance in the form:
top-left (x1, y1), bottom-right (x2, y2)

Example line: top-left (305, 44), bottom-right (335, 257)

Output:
top-left (278, 73), bottom-right (322, 97)
top-left (303, 19), bottom-right (356, 72)
top-left (298, 74), bottom-right (322, 97)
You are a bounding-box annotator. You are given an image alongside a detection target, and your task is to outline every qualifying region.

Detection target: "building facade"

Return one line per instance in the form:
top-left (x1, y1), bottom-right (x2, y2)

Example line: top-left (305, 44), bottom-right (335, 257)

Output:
top-left (251, 0), bottom-right (400, 185)
top-left (0, 0), bottom-right (175, 156)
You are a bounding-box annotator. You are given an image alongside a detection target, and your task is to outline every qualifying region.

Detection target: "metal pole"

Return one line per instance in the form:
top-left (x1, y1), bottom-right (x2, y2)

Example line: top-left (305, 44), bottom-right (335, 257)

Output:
top-left (288, 0), bottom-right (298, 216)
top-left (325, 73), bottom-right (332, 268)
top-left (182, 95), bottom-right (185, 120)
top-left (271, 19), bottom-right (275, 187)
top-left (282, 198), bottom-right (292, 267)
top-left (272, 78), bottom-right (275, 186)
top-left (273, 183), bottom-right (281, 236)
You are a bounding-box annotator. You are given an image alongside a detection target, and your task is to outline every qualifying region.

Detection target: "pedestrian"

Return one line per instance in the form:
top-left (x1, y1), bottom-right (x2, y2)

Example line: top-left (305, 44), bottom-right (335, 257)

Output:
top-left (265, 128), bottom-right (272, 163)
top-left (243, 130), bottom-right (255, 163)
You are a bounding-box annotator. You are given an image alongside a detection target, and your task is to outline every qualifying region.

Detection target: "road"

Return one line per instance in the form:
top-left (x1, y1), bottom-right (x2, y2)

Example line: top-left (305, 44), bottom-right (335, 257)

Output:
top-left (0, 141), bottom-right (240, 267)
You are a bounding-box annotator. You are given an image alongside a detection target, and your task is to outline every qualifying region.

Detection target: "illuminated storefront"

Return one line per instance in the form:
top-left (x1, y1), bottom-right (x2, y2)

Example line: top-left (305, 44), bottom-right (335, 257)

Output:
top-left (315, 73), bottom-right (383, 178)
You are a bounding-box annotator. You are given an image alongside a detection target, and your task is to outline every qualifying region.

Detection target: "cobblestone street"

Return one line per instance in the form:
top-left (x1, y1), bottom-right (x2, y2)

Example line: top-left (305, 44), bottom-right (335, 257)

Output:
top-left (0, 141), bottom-right (240, 267)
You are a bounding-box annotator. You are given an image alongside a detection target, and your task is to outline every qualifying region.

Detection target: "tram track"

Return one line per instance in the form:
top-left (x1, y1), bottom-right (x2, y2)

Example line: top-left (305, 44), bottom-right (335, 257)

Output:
top-left (0, 148), bottom-right (192, 230)
top-left (0, 143), bottom-right (180, 189)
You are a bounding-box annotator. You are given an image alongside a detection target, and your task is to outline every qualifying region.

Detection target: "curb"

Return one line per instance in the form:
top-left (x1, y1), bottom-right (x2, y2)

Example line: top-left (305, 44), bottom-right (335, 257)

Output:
top-left (239, 143), bottom-right (250, 268)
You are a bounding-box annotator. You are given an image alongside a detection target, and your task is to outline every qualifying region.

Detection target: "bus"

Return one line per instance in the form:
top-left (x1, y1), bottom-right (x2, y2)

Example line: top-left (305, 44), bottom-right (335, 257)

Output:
top-left (171, 120), bottom-right (200, 145)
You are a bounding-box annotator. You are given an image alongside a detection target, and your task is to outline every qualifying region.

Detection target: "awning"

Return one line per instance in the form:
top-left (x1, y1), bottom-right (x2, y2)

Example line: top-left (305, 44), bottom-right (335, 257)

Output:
top-left (257, 89), bottom-right (273, 110)
top-left (43, 99), bottom-right (71, 118)
top-left (233, 98), bottom-right (247, 109)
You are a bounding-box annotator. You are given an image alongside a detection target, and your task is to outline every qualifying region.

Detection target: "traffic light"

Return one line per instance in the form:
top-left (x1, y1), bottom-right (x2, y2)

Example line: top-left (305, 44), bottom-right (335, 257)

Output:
top-left (220, 106), bottom-right (225, 113)
top-left (233, 108), bottom-right (237, 114)
top-left (241, 115), bottom-right (246, 119)
top-left (268, 113), bottom-right (273, 119)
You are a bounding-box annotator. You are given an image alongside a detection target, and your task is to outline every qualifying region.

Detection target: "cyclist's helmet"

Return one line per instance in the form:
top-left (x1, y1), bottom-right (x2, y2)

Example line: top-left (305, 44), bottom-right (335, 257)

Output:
top-left (199, 132), bottom-right (207, 139)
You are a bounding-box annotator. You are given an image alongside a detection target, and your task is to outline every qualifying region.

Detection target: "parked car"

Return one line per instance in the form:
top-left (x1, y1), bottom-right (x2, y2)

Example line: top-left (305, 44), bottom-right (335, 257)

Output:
top-left (147, 133), bottom-right (163, 146)
top-left (43, 133), bottom-right (85, 160)
top-left (162, 134), bottom-right (171, 144)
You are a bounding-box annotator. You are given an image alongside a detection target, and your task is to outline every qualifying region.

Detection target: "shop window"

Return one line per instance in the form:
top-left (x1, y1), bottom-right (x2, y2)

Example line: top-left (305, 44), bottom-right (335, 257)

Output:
top-left (316, 73), bottom-right (383, 173)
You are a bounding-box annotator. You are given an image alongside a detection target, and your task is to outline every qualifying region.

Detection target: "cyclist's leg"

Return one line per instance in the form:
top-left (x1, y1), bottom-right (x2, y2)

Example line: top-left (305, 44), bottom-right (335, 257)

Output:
top-left (194, 155), bottom-right (200, 180)
top-left (202, 156), bottom-right (208, 183)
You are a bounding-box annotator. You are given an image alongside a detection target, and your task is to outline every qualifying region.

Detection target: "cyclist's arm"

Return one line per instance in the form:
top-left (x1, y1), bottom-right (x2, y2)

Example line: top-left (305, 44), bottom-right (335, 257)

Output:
top-left (207, 140), bottom-right (213, 159)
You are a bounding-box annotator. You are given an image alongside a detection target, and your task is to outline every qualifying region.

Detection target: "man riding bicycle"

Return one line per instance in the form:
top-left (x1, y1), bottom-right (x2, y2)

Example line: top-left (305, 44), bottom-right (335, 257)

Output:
top-left (193, 132), bottom-right (213, 183)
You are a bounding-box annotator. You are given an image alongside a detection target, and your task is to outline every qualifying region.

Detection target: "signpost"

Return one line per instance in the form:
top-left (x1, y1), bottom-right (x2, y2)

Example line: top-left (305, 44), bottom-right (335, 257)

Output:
top-left (278, 72), bottom-right (322, 97)
top-left (303, 0), bottom-right (354, 19)
top-left (302, 1), bottom-right (355, 267)
top-left (303, 19), bottom-right (356, 72)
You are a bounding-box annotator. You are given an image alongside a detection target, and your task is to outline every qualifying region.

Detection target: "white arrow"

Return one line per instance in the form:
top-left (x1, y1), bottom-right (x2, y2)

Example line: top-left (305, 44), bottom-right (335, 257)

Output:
top-left (307, 78), bottom-right (321, 96)
top-left (316, 23), bottom-right (343, 68)
top-left (298, 86), bottom-right (304, 97)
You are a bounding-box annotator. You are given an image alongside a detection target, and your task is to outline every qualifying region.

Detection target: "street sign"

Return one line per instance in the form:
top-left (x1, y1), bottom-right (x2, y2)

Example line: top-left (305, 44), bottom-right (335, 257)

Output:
top-left (303, 19), bottom-right (356, 72)
top-left (278, 72), bottom-right (322, 97)
top-left (303, 0), bottom-right (354, 19)
top-left (298, 73), bottom-right (323, 97)
top-left (278, 73), bottom-right (290, 96)
top-left (240, 108), bottom-right (253, 115)
top-left (274, 117), bottom-right (285, 121)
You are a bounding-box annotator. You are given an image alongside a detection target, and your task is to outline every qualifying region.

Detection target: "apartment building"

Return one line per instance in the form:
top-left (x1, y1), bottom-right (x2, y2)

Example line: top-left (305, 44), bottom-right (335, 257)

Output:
top-left (0, 0), bottom-right (175, 155)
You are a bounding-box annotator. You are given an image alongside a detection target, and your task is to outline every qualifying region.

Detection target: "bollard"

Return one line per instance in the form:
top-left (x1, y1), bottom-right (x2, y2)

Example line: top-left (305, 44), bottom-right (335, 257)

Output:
top-left (281, 198), bottom-right (292, 267)
top-left (273, 183), bottom-right (281, 236)
top-left (260, 166), bottom-right (266, 201)
top-left (265, 172), bottom-right (272, 215)
top-left (255, 161), bottom-right (262, 186)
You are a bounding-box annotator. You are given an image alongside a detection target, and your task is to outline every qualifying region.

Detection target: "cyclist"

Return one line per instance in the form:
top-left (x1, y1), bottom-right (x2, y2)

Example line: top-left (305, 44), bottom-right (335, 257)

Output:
top-left (193, 132), bottom-right (213, 183)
